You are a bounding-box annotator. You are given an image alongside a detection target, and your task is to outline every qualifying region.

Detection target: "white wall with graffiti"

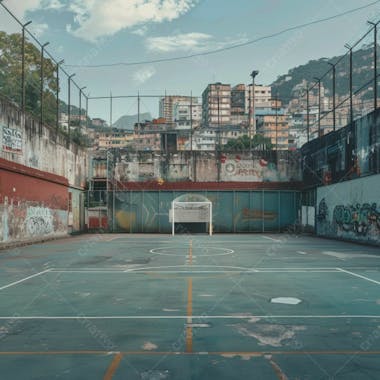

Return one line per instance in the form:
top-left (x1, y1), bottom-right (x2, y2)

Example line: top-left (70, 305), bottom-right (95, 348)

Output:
top-left (316, 174), bottom-right (380, 245)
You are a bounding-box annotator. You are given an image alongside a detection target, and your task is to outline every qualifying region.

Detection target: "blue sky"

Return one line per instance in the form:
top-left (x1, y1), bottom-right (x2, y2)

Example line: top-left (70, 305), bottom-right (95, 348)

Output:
top-left (1, 0), bottom-right (380, 121)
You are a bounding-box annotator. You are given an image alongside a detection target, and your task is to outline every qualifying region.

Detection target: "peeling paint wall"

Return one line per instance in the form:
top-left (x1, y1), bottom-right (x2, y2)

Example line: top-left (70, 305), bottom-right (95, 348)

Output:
top-left (0, 167), bottom-right (69, 243)
top-left (316, 174), bottom-right (380, 245)
top-left (0, 96), bottom-right (87, 188)
top-left (0, 96), bottom-right (87, 244)
top-left (110, 151), bottom-right (301, 183)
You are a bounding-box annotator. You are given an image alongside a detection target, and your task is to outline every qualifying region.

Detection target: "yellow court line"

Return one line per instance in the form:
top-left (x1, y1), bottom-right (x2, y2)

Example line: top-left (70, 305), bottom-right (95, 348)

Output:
top-left (103, 352), bottom-right (123, 380)
top-left (186, 277), bottom-right (193, 353)
top-left (186, 239), bottom-right (193, 353)
top-left (269, 359), bottom-right (288, 380)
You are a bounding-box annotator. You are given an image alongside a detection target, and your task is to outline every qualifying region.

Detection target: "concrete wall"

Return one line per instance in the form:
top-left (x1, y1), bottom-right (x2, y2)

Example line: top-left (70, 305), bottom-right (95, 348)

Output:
top-left (316, 174), bottom-right (380, 245)
top-left (0, 96), bottom-right (87, 245)
top-left (110, 151), bottom-right (301, 183)
top-left (0, 96), bottom-right (87, 188)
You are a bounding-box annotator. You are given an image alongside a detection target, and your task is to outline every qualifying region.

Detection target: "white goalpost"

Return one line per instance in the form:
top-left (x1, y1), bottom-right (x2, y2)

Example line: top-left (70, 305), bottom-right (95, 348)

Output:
top-left (170, 200), bottom-right (213, 236)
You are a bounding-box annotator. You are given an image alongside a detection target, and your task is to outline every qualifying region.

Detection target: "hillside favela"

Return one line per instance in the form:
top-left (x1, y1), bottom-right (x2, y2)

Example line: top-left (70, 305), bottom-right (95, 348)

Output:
top-left (0, 1), bottom-right (380, 379)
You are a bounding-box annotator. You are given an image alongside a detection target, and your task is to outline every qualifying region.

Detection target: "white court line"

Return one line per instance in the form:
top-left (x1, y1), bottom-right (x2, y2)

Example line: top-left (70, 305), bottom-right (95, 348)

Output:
top-left (262, 236), bottom-right (283, 243)
top-left (49, 270), bottom-right (340, 274)
top-left (297, 251), bottom-right (308, 255)
top-left (0, 269), bottom-right (52, 291)
top-left (0, 315), bottom-right (379, 320)
top-left (124, 265), bottom-right (259, 273)
top-left (337, 268), bottom-right (380, 286)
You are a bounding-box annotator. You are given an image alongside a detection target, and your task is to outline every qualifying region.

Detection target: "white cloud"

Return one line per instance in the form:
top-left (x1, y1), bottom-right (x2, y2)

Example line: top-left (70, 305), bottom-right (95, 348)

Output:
top-left (132, 26), bottom-right (148, 36)
top-left (146, 32), bottom-right (249, 53)
top-left (147, 32), bottom-right (211, 52)
top-left (67, 0), bottom-right (198, 42)
top-left (133, 66), bottom-right (156, 83)
top-left (2, 0), bottom-right (197, 42)
top-left (29, 22), bottom-right (49, 37)
top-left (43, 0), bottom-right (64, 10)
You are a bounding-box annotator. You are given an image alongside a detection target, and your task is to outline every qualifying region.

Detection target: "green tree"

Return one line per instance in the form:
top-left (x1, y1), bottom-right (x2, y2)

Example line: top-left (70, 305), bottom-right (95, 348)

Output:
top-left (223, 134), bottom-right (273, 151)
top-left (0, 31), bottom-right (57, 125)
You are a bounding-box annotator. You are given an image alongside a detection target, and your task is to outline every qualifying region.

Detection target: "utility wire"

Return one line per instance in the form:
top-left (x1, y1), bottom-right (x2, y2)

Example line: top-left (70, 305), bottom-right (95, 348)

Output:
top-left (65, 0), bottom-right (380, 69)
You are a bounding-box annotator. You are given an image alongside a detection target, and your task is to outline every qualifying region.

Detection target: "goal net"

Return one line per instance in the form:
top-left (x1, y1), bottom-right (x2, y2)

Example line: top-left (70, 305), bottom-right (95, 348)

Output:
top-left (170, 201), bottom-right (212, 236)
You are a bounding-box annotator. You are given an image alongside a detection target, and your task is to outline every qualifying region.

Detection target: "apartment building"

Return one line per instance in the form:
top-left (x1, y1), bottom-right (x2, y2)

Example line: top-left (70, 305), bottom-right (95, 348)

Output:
top-left (202, 83), bottom-right (231, 127)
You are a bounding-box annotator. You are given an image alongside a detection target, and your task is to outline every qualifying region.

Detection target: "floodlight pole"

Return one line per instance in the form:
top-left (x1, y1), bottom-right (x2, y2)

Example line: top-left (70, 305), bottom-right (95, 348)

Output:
top-left (67, 73), bottom-right (76, 141)
top-left (21, 20), bottom-right (32, 113)
top-left (327, 62), bottom-right (336, 131)
top-left (345, 43), bottom-right (353, 125)
top-left (172, 201), bottom-right (175, 236)
top-left (314, 77), bottom-right (321, 137)
top-left (209, 201), bottom-right (213, 236)
top-left (56, 59), bottom-right (64, 134)
top-left (368, 21), bottom-right (379, 110)
top-left (40, 41), bottom-right (50, 128)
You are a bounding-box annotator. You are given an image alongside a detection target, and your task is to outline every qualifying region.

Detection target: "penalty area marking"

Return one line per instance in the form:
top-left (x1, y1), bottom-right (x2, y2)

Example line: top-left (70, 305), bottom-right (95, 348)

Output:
top-left (262, 236), bottom-right (283, 243)
top-left (150, 247), bottom-right (234, 257)
top-left (48, 266), bottom-right (342, 274)
top-left (337, 268), bottom-right (380, 286)
top-left (0, 269), bottom-right (52, 291)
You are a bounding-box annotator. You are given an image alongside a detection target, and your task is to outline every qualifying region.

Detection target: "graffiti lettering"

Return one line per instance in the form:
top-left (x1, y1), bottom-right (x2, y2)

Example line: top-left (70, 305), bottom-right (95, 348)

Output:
top-left (333, 203), bottom-right (380, 236)
top-left (25, 207), bottom-right (53, 236)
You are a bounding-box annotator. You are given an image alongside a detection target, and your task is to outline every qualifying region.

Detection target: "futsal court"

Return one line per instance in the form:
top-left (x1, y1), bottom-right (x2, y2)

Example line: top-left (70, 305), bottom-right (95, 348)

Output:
top-left (0, 233), bottom-right (380, 379)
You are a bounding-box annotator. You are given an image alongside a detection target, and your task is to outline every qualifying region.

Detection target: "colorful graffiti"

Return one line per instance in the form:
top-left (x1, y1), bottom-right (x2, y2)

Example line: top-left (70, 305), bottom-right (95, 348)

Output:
top-left (333, 203), bottom-right (380, 236)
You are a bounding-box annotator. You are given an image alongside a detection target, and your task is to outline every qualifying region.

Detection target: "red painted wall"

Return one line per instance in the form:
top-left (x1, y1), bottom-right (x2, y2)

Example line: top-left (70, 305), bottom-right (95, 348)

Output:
top-left (0, 159), bottom-right (69, 209)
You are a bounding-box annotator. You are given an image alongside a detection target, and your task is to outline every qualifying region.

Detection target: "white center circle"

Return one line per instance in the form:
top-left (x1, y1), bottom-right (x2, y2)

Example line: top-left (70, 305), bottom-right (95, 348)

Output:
top-left (150, 247), bottom-right (233, 257)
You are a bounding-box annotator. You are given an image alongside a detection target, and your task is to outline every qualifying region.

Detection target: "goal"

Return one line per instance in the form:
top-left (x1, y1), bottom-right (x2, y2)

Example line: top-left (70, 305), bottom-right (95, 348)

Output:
top-left (170, 200), bottom-right (213, 236)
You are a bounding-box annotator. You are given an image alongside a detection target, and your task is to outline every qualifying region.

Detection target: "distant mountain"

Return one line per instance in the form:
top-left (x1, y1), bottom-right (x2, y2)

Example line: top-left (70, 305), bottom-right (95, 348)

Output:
top-left (113, 113), bottom-right (152, 130)
top-left (271, 44), bottom-right (378, 103)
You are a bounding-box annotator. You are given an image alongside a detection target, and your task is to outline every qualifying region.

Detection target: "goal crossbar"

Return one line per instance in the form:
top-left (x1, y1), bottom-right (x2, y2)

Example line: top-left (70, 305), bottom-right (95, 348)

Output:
top-left (170, 201), bottom-right (212, 236)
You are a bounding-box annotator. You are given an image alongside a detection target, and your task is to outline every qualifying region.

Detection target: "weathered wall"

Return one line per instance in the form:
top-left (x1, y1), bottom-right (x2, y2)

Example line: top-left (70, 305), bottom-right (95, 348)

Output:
top-left (87, 189), bottom-right (301, 233)
top-left (110, 151), bottom-right (301, 183)
top-left (316, 174), bottom-right (380, 245)
top-left (0, 96), bottom-right (87, 188)
top-left (0, 96), bottom-right (87, 245)
top-left (0, 161), bottom-right (69, 243)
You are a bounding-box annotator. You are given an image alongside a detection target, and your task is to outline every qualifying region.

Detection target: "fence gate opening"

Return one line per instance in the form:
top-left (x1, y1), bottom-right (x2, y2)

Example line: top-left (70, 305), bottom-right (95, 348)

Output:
top-left (170, 194), bottom-right (212, 236)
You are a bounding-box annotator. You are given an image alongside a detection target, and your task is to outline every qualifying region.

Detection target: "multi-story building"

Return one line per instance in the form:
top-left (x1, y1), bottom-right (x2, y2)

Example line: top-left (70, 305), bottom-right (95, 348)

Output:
top-left (202, 83), bottom-right (231, 127)
top-left (159, 96), bottom-right (199, 124)
top-left (173, 100), bottom-right (202, 130)
top-left (96, 129), bottom-right (134, 150)
top-left (256, 112), bottom-right (289, 150)
top-left (249, 84), bottom-right (272, 110)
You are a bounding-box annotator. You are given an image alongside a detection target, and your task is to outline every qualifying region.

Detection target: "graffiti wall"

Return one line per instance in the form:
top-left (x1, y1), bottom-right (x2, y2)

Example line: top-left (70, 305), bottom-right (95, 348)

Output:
top-left (316, 174), bottom-right (380, 245)
top-left (0, 160), bottom-right (70, 244)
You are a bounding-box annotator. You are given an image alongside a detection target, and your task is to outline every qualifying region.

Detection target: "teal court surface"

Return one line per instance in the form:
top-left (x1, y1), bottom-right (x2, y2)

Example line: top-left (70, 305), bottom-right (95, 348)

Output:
top-left (1, 234), bottom-right (380, 379)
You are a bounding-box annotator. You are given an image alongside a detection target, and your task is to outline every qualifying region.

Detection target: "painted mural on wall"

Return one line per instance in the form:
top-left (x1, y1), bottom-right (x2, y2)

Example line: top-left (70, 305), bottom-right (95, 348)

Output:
top-left (222, 156), bottom-right (282, 181)
top-left (316, 174), bottom-right (380, 245)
